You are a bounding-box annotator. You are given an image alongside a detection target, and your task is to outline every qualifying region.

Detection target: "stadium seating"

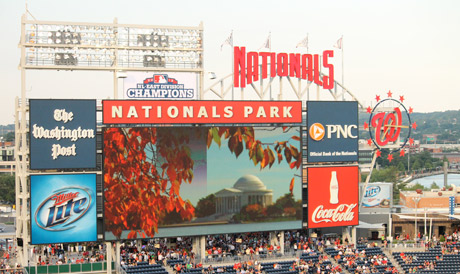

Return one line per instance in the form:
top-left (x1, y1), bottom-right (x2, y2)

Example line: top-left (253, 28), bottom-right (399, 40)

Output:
top-left (123, 261), bottom-right (170, 274)
top-left (393, 244), bottom-right (460, 273)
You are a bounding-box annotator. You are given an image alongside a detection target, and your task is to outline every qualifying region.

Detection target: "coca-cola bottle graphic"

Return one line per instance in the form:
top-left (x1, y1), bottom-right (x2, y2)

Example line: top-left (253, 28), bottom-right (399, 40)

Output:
top-left (330, 171), bottom-right (339, 204)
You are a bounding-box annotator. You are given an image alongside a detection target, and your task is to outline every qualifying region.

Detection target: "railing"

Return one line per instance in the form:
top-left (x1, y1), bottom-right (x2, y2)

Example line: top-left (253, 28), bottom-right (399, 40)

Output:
top-left (24, 262), bottom-right (115, 274)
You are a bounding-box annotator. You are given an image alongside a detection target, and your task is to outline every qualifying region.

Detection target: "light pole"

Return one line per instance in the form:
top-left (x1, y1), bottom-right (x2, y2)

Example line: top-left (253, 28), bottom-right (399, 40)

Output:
top-left (413, 196), bottom-right (421, 243)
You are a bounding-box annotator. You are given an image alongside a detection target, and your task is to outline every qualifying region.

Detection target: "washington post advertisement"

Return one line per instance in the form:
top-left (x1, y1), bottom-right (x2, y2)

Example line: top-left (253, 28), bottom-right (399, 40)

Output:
top-left (30, 174), bottom-right (97, 244)
top-left (29, 99), bottom-right (96, 170)
top-left (123, 72), bottom-right (199, 99)
top-left (307, 101), bottom-right (358, 163)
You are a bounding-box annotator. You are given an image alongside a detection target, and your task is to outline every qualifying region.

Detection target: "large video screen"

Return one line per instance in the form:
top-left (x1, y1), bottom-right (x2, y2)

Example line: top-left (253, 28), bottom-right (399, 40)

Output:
top-left (104, 126), bottom-right (302, 240)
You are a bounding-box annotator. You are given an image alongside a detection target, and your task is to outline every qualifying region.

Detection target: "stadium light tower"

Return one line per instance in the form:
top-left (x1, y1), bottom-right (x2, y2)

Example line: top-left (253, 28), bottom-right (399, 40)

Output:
top-left (16, 13), bottom-right (204, 268)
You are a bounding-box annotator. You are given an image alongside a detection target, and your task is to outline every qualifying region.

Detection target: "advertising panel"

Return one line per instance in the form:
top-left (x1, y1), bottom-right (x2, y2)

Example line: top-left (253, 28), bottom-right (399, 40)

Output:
top-left (360, 183), bottom-right (393, 209)
top-left (29, 99), bottom-right (96, 170)
top-left (307, 101), bottom-right (358, 163)
top-left (307, 166), bottom-right (359, 229)
top-left (123, 72), bottom-right (199, 99)
top-left (103, 100), bottom-right (302, 125)
top-left (104, 126), bottom-right (302, 240)
top-left (30, 174), bottom-right (97, 244)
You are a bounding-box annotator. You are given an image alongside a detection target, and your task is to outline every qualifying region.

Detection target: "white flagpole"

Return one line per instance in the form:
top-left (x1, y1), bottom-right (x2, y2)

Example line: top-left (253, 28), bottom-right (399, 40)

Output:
top-left (231, 30), bottom-right (234, 100)
top-left (269, 31), bottom-right (272, 100)
top-left (341, 35), bottom-right (344, 100)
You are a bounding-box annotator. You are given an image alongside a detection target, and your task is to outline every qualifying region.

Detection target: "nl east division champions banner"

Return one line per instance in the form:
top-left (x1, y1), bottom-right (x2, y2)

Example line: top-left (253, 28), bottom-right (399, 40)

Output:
top-left (30, 174), bottom-right (97, 244)
top-left (307, 101), bottom-right (358, 163)
top-left (29, 99), bottom-right (96, 170)
top-left (124, 72), bottom-right (199, 99)
top-left (307, 166), bottom-right (359, 229)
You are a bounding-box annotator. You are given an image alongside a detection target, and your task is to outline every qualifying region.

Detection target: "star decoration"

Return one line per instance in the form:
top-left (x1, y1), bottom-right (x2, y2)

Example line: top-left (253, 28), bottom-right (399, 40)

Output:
top-left (364, 122), bottom-right (369, 130)
top-left (367, 138), bottom-right (373, 146)
top-left (387, 90), bottom-right (393, 98)
top-left (399, 95), bottom-right (405, 103)
top-left (375, 95), bottom-right (381, 102)
top-left (367, 106), bottom-right (372, 113)
top-left (412, 122), bottom-right (417, 130)
top-left (376, 150), bottom-right (382, 157)
top-left (409, 107), bottom-right (414, 114)
top-left (400, 150), bottom-right (405, 157)
top-left (409, 138), bottom-right (414, 145)
top-left (387, 154), bottom-right (394, 162)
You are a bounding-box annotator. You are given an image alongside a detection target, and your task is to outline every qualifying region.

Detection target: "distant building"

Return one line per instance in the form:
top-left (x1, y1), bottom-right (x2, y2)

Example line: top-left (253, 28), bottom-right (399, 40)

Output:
top-left (214, 175), bottom-right (273, 215)
top-left (0, 141), bottom-right (14, 174)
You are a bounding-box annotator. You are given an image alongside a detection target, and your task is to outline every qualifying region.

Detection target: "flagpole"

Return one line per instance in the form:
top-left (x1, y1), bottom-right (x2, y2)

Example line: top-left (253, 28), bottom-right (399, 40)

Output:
top-left (231, 30), bottom-right (234, 100)
top-left (269, 31), bottom-right (272, 100)
top-left (341, 35), bottom-right (344, 100)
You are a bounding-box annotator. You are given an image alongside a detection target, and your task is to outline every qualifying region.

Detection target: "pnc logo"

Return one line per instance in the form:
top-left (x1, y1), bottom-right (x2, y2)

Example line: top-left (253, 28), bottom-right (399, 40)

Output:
top-left (309, 123), bottom-right (357, 141)
top-left (309, 123), bottom-right (325, 141)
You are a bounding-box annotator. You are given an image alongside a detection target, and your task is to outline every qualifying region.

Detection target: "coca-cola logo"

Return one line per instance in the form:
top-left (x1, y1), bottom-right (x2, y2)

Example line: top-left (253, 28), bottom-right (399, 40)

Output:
top-left (311, 203), bottom-right (357, 223)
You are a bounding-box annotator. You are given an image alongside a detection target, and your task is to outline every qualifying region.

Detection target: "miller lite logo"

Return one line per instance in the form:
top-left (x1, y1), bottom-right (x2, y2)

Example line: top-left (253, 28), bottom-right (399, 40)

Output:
top-left (34, 187), bottom-right (92, 231)
top-left (364, 186), bottom-right (381, 198)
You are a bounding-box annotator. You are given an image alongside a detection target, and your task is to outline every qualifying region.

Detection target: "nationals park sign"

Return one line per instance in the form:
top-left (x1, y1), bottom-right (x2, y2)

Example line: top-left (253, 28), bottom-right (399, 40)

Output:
top-left (103, 100), bottom-right (302, 124)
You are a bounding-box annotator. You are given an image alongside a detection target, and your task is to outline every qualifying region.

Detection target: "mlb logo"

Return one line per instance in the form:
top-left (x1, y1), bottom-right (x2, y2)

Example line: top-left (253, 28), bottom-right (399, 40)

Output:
top-left (153, 75), bottom-right (168, 83)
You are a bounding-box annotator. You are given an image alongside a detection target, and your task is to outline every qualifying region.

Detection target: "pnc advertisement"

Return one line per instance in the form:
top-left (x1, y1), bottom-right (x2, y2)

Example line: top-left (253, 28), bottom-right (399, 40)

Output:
top-left (307, 166), bottom-right (359, 229)
top-left (29, 99), bottom-right (96, 170)
top-left (123, 72), bottom-right (199, 99)
top-left (307, 101), bottom-right (358, 163)
top-left (30, 174), bottom-right (97, 244)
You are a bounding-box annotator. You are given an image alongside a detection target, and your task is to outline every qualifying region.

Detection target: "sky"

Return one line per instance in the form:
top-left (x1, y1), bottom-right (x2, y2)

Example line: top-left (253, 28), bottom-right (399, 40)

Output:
top-left (1, 0), bottom-right (460, 125)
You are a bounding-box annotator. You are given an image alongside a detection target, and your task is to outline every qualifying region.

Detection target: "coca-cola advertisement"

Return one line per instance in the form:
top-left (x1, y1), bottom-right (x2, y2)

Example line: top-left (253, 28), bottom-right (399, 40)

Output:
top-left (307, 166), bottom-right (359, 228)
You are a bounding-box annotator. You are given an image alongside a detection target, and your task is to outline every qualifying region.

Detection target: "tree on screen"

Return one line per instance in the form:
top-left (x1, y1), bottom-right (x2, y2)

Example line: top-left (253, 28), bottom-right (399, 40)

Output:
top-left (104, 126), bottom-right (300, 239)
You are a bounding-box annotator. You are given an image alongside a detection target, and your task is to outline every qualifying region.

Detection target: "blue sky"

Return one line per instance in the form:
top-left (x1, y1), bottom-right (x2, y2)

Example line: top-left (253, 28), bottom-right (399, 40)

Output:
top-left (1, 0), bottom-right (460, 125)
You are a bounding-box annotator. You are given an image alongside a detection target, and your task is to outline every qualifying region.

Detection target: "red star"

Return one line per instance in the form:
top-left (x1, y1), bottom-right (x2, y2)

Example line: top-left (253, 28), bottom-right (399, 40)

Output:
top-left (375, 95), bottom-right (381, 102)
top-left (409, 138), bottom-right (414, 145)
top-left (367, 106), bottom-right (372, 113)
top-left (387, 90), bottom-right (393, 98)
top-left (376, 150), bottom-right (382, 157)
top-left (387, 154), bottom-right (394, 162)
top-left (409, 107), bottom-right (414, 114)
top-left (367, 139), bottom-right (373, 146)
top-left (412, 122), bottom-right (417, 130)
top-left (399, 95), bottom-right (405, 103)
top-left (364, 122), bottom-right (369, 130)
top-left (400, 150), bottom-right (405, 157)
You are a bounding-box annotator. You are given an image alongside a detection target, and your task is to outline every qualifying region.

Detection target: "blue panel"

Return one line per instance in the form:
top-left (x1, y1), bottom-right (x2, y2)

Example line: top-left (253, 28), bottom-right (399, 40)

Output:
top-left (30, 174), bottom-right (97, 244)
top-left (29, 99), bottom-right (96, 170)
top-left (307, 101), bottom-right (358, 163)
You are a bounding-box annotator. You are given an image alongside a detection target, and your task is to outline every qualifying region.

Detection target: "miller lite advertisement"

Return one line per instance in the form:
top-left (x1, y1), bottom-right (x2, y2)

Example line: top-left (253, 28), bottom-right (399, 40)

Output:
top-left (30, 174), bottom-right (97, 244)
top-left (123, 71), bottom-right (198, 99)
top-left (307, 101), bottom-right (358, 163)
top-left (307, 166), bottom-right (359, 228)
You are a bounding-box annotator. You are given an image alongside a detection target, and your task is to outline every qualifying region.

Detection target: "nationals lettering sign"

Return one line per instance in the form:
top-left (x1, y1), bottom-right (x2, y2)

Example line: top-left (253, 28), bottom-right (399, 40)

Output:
top-left (103, 100), bottom-right (302, 124)
top-left (234, 47), bottom-right (334, 89)
top-left (307, 166), bottom-right (359, 228)
top-left (30, 174), bottom-right (97, 244)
